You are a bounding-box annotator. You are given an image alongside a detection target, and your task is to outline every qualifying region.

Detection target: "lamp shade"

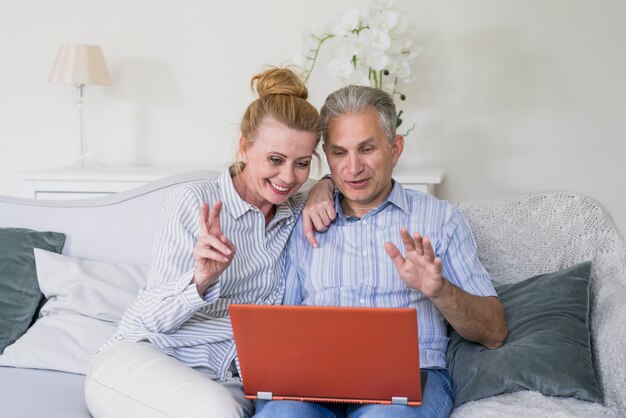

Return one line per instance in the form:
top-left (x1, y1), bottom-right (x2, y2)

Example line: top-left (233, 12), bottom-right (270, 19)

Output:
top-left (48, 44), bottom-right (112, 86)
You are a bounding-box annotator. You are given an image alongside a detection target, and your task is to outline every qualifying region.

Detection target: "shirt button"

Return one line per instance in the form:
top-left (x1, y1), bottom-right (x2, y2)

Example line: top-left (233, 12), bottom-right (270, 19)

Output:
top-left (362, 220), bottom-right (367, 225)
top-left (360, 299), bottom-right (366, 304)
top-left (362, 250), bottom-right (368, 256)
top-left (259, 240), bottom-right (264, 245)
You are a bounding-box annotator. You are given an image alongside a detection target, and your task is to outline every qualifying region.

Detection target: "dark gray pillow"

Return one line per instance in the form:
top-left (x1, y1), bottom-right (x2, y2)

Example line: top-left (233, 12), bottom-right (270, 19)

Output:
top-left (0, 227), bottom-right (66, 353)
top-left (446, 261), bottom-right (602, 406)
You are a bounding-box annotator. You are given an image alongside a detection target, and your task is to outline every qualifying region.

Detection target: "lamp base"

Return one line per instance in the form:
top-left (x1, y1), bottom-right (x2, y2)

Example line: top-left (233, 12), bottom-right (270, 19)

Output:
top-left (73, 84), bottom-right (102, 169)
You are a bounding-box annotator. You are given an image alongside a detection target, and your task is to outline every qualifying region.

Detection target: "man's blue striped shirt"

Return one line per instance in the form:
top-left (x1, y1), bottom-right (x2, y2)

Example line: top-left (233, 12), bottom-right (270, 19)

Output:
top-left (283, 180), bottom-right (496, 369)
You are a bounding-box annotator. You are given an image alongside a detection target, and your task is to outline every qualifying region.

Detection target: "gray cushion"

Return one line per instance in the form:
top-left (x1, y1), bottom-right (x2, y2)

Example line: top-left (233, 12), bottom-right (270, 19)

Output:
top-left (0, 227), bottom-right (66, 353)
top-left (446, 261), bottom-right (602, 406)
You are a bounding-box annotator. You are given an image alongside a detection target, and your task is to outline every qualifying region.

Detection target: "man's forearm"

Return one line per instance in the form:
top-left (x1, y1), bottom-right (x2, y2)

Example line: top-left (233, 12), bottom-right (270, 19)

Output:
top-left (430, 279), bottom-right (508, 349)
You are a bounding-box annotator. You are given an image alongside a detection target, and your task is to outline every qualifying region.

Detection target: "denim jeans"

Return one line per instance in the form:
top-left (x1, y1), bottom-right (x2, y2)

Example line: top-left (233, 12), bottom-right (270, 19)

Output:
top-left (254, 368), bottom-right (454, 418)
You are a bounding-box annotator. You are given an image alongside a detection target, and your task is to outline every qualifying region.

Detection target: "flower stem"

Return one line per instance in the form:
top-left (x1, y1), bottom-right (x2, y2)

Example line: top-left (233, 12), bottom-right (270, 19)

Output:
top-left (304, 34), bottom-right (334, 82)
top-left (371, 69), bottom-right (378, 88)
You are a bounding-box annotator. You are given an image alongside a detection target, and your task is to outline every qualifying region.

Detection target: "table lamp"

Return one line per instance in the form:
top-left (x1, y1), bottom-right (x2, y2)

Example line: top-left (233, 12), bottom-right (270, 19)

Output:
top-left (48, 44), bottom-right (112, 167)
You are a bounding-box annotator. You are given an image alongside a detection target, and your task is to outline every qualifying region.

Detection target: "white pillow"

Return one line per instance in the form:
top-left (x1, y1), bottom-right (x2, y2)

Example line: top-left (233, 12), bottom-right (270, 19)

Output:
top-left (0, 249), bottom-right (147, 375)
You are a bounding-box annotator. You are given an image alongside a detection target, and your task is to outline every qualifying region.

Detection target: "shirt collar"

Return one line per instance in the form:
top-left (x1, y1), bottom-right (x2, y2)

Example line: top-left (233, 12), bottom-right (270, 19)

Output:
top-left (218, 169), bottom-right (297, 224)
top-left (334, 178), bottom-right (409, 221)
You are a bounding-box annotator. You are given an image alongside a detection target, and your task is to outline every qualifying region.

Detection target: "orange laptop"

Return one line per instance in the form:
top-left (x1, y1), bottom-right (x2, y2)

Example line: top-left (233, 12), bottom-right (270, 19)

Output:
top-left (229, 304), bottom-right (422, 406)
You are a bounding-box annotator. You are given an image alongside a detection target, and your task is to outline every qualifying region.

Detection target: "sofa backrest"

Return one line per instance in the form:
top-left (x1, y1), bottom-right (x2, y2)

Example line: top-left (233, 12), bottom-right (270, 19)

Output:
top-left (0, 170), bottom-right (219, 265)
top-left (458, 191), bottom-right (626, 288)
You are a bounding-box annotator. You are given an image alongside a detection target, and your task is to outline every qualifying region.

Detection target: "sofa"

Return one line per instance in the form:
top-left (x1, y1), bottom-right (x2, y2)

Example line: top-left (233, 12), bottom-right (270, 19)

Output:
top-left (0, 169), bottom-right (624, 418)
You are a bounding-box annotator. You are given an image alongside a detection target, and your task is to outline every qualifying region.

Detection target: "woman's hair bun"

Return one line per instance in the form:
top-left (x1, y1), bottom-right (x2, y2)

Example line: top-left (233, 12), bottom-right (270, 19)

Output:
top-left (251, 67), bottom-right (308, 100)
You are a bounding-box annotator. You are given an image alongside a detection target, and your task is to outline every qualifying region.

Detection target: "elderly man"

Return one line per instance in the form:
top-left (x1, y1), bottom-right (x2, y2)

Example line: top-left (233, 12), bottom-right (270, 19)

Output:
top-left (254, 86), bottom-right (508, 418)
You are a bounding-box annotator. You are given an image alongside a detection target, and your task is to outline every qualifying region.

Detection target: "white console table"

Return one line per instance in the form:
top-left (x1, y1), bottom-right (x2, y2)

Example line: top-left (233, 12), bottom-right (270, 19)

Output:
top-left (19, 166), bottom-right (207, 200)
top-left (393, 169), bottom-right (445, 195)
top-left (19, 166), bottom-right (444, 200)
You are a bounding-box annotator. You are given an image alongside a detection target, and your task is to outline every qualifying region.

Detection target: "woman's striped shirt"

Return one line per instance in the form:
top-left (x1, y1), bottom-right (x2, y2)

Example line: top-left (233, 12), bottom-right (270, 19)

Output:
top-left (111, 170), bottom-right (303, 381)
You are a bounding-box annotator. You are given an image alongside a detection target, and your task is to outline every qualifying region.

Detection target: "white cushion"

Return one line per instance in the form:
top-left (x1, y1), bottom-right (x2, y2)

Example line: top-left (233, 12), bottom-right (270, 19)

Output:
top-left (0, 249), bottom-right (147, 375)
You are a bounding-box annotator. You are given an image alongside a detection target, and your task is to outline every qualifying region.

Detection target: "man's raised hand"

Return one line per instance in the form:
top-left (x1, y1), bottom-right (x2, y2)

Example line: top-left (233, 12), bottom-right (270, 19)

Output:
top-left (384, 227), bottom-right (445, 299)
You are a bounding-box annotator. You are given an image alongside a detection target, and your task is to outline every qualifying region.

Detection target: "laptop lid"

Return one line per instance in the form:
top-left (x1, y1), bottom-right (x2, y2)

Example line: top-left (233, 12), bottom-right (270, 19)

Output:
top-left (229, 304), bottom-right (421, 406)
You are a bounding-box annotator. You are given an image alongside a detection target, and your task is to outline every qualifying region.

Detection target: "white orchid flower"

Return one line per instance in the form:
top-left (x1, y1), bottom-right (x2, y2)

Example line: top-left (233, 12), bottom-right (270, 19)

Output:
top-left (359, 28), bottom-right (392, 52)
top-left (292, 0), bottom-right (418, 133)
top-left (327, 58), bottom-right (356, 81)
top-left (368, 9), bottom-right (398, 32)
top-left (389, 31), bottom-right (414, 54)
top-left (331, 8), bottom-right (362, 37)
top-left (364, 48), bottom-right (390, 71)
top-left (388, 59), bottom-right (411, 80)
top-left (335, 33), bottom-right (365, 57)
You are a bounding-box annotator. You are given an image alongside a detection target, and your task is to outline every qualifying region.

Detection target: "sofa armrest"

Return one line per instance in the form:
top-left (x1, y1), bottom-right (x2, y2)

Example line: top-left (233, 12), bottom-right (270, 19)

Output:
top-left (592, 279), bottom-right (626, 411)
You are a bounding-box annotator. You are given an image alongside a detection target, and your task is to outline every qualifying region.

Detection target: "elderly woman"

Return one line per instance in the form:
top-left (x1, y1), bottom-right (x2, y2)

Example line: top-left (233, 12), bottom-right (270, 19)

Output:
top-left (85, 67), bottom-right (322, 418)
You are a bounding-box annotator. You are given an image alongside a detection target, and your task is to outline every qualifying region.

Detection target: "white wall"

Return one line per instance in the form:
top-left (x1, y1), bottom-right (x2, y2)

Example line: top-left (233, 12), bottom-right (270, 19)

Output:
top-left (1, 0), bottom-right (625, 235)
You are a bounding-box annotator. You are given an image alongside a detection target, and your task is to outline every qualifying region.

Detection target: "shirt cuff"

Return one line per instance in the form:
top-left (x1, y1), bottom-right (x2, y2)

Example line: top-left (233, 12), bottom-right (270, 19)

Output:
top-left (177, 271), bottom-right (222, 309)
top-left (202, 280), bottom-right (221, 303)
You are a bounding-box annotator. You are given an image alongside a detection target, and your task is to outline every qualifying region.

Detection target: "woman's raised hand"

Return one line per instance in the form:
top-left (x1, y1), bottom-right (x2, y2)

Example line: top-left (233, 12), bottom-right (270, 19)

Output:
top-left (192, 201), bottom-right (236, 295)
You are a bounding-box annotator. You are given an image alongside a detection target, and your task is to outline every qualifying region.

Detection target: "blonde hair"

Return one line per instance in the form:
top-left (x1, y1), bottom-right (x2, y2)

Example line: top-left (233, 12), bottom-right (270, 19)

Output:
top-left (232, 67), bottom-right (321, 174)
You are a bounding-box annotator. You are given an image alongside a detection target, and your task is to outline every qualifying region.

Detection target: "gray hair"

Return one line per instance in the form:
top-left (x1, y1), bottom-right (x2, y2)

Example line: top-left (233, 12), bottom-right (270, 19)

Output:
top-left (320, 85), bottom-right (397, 145)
